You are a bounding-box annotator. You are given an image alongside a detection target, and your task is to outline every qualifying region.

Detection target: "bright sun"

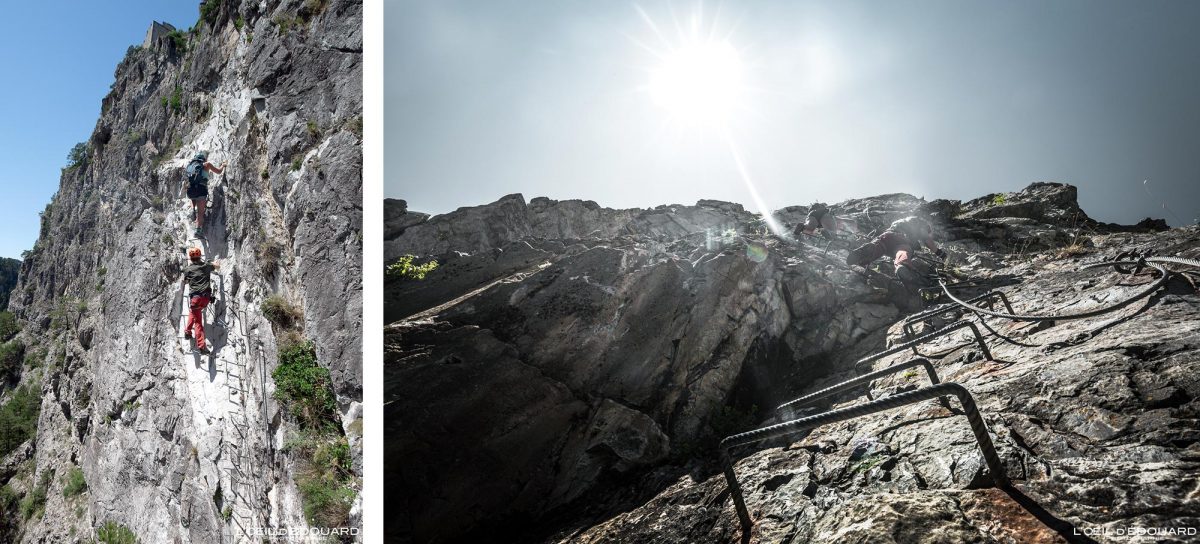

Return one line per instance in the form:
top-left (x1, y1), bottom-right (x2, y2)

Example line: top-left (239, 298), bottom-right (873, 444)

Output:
top-left (647, 40), bottom-right (745, 125)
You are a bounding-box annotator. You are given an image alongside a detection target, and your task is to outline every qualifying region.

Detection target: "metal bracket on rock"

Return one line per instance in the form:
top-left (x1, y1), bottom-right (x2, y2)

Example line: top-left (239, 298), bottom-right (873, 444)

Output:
top-left (853, 319), bottom-right (992, 374)
top-left (902, 291), bottom-right (1014, 343)
top-left (720, 382), bottom-right (1009, 535)
top-left (777, 357), bottom-right (943, 418)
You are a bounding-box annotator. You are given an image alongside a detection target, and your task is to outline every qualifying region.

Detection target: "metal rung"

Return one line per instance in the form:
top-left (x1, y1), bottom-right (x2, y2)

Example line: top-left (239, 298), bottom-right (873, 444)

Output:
top-left (777, 358), bottom-right (942, 418)
top-left (720, 382), bottom-right (1008, 535)
top-left (902, 291), bottom-right (1014, 343)
top-left (854, 320), bottom-right (991, 374)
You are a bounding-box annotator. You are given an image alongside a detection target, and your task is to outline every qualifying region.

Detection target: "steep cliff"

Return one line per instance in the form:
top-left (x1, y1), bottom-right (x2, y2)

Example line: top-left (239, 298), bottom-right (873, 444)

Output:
top-left (0, 1), bottom-right (362, 542)
top-left (385, 183), bottom-right (1198, 543)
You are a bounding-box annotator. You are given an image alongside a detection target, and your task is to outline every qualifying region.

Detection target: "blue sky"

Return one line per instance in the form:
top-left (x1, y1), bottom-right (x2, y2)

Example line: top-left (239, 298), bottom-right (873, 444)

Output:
top-left (388, 0), bottom-right (1200, 228)
top-left (0, 2), bottom-right (199, 259)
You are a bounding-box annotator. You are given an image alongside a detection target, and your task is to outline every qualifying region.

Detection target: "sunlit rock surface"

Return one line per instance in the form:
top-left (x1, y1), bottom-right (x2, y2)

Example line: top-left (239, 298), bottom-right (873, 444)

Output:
top-left (0, 2), bottom-right (362, 542)
top-left (386, 183), bottom-right (1198, 543)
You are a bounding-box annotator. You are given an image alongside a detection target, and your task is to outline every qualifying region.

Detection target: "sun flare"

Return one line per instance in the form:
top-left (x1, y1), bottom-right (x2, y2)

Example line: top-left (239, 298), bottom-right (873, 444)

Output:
top-left (648, 40), bottom-right (745, 124)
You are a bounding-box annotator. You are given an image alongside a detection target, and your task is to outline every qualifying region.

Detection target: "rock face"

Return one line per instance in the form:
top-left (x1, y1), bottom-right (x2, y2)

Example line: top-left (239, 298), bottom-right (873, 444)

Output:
top-left (0, 2), bottom-right (361, 542)
top-left (385, 183), bottom-right (1199, 543)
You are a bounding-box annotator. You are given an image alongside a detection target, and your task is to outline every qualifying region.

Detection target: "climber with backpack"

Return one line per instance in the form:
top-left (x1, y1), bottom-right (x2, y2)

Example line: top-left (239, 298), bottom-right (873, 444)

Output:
top-left (182, 151), bottom-right (225, 237)
top-left (182, 246), bottom-right (220, 354)
top-left (846, 215), bottom-right (946, 288)
top-left (793, 203), bottom-right (859, 241)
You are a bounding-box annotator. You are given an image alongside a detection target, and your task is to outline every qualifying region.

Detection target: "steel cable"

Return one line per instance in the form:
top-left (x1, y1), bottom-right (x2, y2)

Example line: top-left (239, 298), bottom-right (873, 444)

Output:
top-left (938, 260), bottom-right (1171, 322)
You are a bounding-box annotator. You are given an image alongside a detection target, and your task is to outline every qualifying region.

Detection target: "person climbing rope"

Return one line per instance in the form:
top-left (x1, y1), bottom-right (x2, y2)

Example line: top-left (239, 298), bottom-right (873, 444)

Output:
top-left (846, 215), bottom-right (946, 287)
top-left (182, 151), bottom-right (225, 237)
top-left (182, 246), bottom-right (220, 354)
top-left (793, 203), bottom-right (859, 240)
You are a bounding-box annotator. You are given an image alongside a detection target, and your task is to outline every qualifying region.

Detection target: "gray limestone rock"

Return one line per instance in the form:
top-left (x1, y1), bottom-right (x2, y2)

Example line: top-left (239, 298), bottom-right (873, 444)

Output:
top-left (385, 185), bottom-right (1193, 543)
top-left (1, 2), bottom-right (362, 542)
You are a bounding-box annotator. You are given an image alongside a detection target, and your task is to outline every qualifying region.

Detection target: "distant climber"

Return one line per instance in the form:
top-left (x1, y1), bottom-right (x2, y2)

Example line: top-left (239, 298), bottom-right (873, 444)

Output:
top-left (793, 203), bottom-right (859, 240)
top-left (182, 246), bottom-right (220, 354)
top-left (182, 151), bottom-right (225, 237)
top-left (846, 216), bottom-right (945, 287)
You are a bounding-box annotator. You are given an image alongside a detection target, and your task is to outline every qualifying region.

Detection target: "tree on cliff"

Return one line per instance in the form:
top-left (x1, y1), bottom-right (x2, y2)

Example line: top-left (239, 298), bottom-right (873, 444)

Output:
top-left (0, 257), bottom-right (19, 310)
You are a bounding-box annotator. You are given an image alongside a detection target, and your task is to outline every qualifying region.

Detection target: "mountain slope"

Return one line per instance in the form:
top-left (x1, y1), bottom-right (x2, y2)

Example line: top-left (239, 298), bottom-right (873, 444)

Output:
top-left (0, 1), bottom-right (362, 542)
top-left (384, 183), bottom-right (1198, 543)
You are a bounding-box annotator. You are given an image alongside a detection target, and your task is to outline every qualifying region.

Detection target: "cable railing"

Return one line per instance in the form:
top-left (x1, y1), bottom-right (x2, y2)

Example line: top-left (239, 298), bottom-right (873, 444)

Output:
top-left (901, 291), bottom-right (1014, 343)
top-left (853, 319), bottom-right (991, 374)
top-left (777, 357), bottom-right (944, 419)
top-left (720, 382), bottom-right (1008, 534)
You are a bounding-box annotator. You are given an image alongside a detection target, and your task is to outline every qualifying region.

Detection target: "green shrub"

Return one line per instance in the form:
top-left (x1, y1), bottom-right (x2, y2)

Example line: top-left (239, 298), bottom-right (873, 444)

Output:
top-left (256, 240), bottom-right (285, 277)
top-left (0, 484), bottom-right (20, 529)
top-left (63, 466), bottom-right (87, 497)
top-left (297, 472), bottom-right (354, 528)
top-left (314, 438), bottom-right (352, 476)
top-left (165, 30), bottom-right (188, 53)
top-left (0, 339), bottom-right (25, 377)
top-left (234, 16), bottom-right (245, 30)
top-left (306, 120), bottom-right (320, 138)
top-left (299, 0), bottom-right (329, 22)
top-left (66, 142), bottom-right (89, 170)
top-left (272, 341), bottom-right (336, 431)
top-left (24, 349), bottom-right (45, 370)
top-left (992, 194), bottom-right (1007, 205)
top-left (261, 295), bottom-right (301, 329)
top-left (199, 0), bottom-right (222, 24)
top-left (0, 311), bottom-right (18, 342)
top-left (19, 470), bottom-right (51, 520)
top-left (386, 255), bottom-right (438, 281)
top-left (291, 155), bottom-right (303, 171)
top-left (0, 383), bottom-right (41, 458)
top-left (97, 521), bottom-right (139, 544)
top-left (345, 116), bottom-right (362, 138)
top-left (169, 86), bottom-right (183, 115)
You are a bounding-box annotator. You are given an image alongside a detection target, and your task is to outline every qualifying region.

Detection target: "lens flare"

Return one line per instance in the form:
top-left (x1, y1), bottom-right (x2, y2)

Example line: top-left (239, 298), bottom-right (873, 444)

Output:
top-left (745, 243), bottom-right (768, 263)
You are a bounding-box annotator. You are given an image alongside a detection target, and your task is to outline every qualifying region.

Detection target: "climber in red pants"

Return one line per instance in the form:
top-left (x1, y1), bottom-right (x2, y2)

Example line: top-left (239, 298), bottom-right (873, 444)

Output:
top-left (846, 216), bottom-right (945, 287)
top-left (182, 246), bottom-right (220, 354)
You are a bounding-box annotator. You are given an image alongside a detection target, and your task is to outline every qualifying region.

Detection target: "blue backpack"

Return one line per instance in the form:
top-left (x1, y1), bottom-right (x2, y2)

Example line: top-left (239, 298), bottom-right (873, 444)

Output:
top-left (185, 158), bottom-right (206, 190)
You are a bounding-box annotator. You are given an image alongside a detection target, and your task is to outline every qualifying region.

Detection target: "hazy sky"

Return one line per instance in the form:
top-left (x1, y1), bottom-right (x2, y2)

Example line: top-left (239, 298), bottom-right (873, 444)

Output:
top-left (0, 2), bottom-right (198, 259)
top-left (387, 0), bottom-right (1200, 227)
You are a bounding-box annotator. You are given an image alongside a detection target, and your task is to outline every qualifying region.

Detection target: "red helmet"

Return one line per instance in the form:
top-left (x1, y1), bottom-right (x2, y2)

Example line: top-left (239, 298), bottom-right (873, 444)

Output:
top-left (188, 247), bottom-right (202, 260)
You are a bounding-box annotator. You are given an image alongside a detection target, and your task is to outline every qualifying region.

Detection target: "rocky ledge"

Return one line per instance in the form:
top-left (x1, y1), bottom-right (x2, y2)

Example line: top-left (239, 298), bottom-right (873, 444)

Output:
top-left (385, 182), bottom-right (1198, 543)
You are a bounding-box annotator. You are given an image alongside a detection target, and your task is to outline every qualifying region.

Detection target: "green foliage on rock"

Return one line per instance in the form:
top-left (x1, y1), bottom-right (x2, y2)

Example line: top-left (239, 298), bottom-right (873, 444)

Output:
top-left (261, 295), bottom-right (301, 329)
top-left (0, 339), bottom-right (26, 379)
top-left (66, 142), bottom-right (89, 171)
top-left (97, 521), bottom-right (139, 544)
top-left (271, 337), bottom-right (357, 528)
top-left (169, 86), bottom-right (183, 115)
top-left (0, 311), bottom-right (18, 342)
top-left (273, 341), bottom-right (337, 431)
top-left (19, 469), bottom-right (51, 520)
top-left (0, 258), bottom-right (19, 310)
top-left (386, 255), bottom-right (438, 281)
top-left (63, 466), bottom-right (87, 497)
top-left (167, 29), bottom-right (188, 52)
top-left (199, 0), bottom-right (222, 25)
top-left (0, 383), bottom-right (41, 458)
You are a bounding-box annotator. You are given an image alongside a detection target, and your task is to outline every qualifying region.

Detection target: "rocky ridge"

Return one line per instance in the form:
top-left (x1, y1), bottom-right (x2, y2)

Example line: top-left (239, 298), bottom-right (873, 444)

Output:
top-left (385, 183), bottom-right (1198, 543)
top-left (0, 1), bottom-right (362, 542)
